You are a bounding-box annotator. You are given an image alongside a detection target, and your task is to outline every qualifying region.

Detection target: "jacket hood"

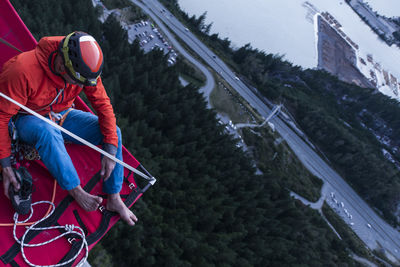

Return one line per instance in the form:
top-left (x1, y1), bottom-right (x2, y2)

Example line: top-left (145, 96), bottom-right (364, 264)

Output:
top-left (35, 36), bottom-right (65, 88)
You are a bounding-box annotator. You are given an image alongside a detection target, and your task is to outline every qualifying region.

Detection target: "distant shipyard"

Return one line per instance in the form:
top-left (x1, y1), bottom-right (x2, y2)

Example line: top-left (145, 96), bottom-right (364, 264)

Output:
top-left (304, 1), bottom-right (400, 97)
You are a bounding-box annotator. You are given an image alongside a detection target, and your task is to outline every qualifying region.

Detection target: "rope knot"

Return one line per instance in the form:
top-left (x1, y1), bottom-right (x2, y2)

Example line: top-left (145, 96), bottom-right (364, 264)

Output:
top-left (65, 224), bottom-right (75, 232)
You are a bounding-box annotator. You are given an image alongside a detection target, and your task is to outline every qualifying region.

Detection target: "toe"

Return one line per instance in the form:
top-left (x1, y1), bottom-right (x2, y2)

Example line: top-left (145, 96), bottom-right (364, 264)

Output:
top-left (96, 196), bottom-right (103, 204)
top-left (127, 217), bottom-right (135, 226)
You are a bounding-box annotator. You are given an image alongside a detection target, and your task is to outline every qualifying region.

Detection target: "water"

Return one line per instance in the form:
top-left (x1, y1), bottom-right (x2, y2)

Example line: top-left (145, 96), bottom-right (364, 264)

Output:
top-left (178, 0), bottom-right (400, 78)
top-left (366, 0), bottom-right (400, 17)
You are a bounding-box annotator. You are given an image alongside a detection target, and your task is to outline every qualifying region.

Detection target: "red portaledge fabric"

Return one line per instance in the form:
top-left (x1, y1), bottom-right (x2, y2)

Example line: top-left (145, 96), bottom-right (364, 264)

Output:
top-left (0, 0), bottom-right (37, 68)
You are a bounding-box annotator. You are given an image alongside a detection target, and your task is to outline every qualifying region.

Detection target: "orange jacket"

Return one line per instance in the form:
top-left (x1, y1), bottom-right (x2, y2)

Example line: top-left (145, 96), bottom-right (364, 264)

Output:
top-left (0, 36), bottom-right (118, 161)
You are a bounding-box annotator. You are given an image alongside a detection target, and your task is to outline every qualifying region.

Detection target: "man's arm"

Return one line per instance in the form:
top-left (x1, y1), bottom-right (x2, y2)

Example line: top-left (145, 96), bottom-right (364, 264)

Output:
top-left (83, 77), bottom-right (118, 148)
top-left (84, 77), bottom-right (119, 180)
top-left (101, 143), bottom-right (117, 180)
top-left (0, 56), bottom-right (30, 195)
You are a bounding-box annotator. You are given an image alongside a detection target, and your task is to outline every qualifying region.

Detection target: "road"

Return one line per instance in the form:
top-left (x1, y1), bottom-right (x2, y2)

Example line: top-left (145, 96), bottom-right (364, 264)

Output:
top-left (132, 0), bottom-right (400, 261)
top-left (127, 0), bottom-right (214, 108)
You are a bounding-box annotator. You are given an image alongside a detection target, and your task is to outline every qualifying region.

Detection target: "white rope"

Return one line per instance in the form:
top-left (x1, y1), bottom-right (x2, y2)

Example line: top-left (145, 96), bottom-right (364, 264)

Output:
top-left (13, 201), bottom-right (88, 267)
top-left (0, 91), bottom-right (156, 185)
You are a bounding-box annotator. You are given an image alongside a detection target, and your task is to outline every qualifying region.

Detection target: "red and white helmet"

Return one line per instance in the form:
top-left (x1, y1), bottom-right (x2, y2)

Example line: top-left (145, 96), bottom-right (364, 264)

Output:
top-left (59, 31), bottom-right (104, 86)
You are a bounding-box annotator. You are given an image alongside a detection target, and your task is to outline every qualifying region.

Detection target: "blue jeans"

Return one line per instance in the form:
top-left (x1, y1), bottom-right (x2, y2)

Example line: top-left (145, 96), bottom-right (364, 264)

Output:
top-left (14, 109), bottom-right (123, 194)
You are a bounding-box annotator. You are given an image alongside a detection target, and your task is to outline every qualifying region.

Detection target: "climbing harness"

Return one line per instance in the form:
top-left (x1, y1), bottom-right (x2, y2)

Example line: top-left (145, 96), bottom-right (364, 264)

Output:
top-left (48, 109), bottom-right (72, 126)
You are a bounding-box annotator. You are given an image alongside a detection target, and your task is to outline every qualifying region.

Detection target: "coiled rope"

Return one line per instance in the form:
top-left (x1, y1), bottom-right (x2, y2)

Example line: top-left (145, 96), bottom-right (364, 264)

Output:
top-left (13, 201), bottom-right (88, 267)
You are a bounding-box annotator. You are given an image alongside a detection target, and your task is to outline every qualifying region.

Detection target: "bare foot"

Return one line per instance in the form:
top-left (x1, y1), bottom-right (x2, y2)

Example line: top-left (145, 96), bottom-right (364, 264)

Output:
top-left (69, 185), bottom-right (103, 211)
top-left (107, 193), bottom-right (138, 226)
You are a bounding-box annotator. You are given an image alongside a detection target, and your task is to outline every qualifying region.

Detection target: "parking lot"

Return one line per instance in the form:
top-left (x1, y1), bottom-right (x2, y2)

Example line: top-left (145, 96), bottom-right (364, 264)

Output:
top-left (126, 20), bottom-right (178, 65)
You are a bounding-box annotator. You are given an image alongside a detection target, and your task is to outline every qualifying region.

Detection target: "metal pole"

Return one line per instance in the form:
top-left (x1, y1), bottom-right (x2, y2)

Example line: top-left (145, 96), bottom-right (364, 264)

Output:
top-left (0, 37), bottom-right (23, 53)
top-left (0, 91), bottom-right (156, 185)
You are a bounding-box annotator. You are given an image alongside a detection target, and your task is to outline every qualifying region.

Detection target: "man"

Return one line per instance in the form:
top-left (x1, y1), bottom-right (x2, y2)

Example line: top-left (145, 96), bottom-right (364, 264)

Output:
top-left (0, 31), bottom-right (137, 226)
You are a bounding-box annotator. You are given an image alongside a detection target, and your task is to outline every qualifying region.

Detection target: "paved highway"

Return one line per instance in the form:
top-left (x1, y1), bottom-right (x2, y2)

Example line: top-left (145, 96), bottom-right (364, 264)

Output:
top-left (128, 0), bottom-right (215, 108)
top-left (132, 0), bottom-right (400, 261)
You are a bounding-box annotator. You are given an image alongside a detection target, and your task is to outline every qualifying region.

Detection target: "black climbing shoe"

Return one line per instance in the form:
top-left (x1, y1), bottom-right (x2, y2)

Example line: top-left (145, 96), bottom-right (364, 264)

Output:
top-left (9, 167), bottom-right (32, 215)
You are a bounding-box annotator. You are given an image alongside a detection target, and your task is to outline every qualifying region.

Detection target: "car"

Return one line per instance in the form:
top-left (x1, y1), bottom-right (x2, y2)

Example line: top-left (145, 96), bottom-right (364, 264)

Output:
top-left (184, 27), bottom-right (189, 32)
top-left (234, 76), bottom-right (240, 81)
top-left (367, 223), bottom-right (372, 228)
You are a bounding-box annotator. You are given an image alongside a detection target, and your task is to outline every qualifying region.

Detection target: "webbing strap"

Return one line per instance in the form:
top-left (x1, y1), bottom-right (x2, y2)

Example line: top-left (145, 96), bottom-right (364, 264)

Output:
top-left (59, 170), bottom-right (145, 266)
top-left (73, 210), bottom-right (88, 236)
top-left (1, 168), bottom-right (146, 266)
top-left (58, 190), bottom-right (143, 266)
top-left (58, 241), bottom-right (82, 267)
top-left (0, 172), bottom-right (101, 264)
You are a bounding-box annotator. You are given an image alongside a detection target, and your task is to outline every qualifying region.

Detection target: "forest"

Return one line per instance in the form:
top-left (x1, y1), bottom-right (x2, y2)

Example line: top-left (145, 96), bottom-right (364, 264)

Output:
top-left (7, 0), bottom-right (379, 265)
top-left (161, 0), bottom-right (400, 226)
top-left (227, 44), bottom-right (400, 224)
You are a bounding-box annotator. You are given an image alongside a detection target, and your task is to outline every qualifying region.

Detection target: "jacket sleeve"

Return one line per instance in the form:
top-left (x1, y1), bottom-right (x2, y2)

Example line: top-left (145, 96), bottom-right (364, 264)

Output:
top-left (0, 60), bottom-right (29, 162)
top-left (83, 77), bottom-right (118, 147)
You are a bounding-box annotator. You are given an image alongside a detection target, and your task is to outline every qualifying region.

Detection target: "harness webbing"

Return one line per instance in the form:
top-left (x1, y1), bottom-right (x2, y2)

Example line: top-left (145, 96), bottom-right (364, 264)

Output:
top-left (1, 170), bottom-right (147, 266)
top-left (0, 172), bottom-right (99, 264)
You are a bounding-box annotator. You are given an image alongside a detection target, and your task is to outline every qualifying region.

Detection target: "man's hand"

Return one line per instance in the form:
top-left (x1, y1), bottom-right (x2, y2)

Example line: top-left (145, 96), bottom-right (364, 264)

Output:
top-left (101, 156), bottom-right (116, 181)
top-left (2, 167), bottom-right (20, 199)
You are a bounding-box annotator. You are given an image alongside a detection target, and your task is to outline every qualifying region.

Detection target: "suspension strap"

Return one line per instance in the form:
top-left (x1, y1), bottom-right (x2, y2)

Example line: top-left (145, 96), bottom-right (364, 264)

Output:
top-left (0, 37), bottom-right (22, 53)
